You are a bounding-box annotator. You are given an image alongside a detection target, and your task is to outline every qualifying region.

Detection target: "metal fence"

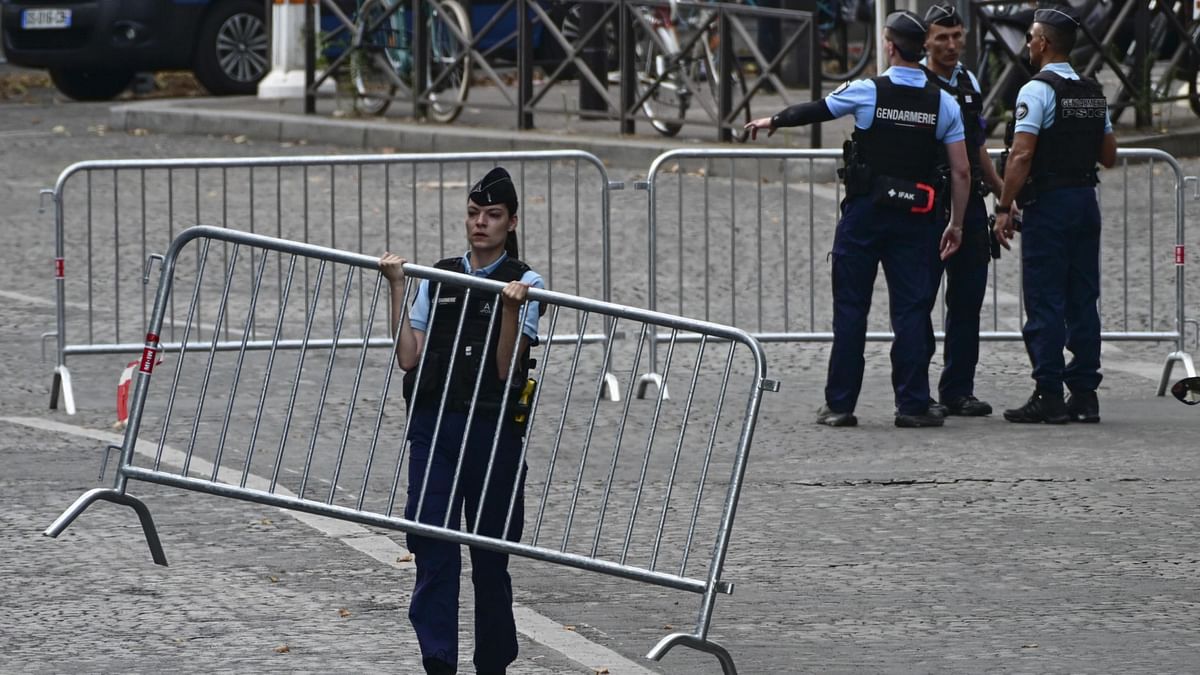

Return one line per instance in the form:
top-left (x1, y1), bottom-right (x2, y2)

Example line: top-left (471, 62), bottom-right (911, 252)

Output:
top-left (43, 150), bottom-right (620, 415)
top-left (45, 226), bottom-right (776, 674)
top-left (635, 147), bottom-right (1195, 397)
top-left (305, 0), bottom-right (822, 143)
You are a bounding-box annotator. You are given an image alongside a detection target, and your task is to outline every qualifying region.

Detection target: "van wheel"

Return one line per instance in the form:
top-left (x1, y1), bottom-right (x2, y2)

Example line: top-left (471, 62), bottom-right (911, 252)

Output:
top-left (49, 69), bottom-right (134, 101)
top-left (193, 0), bottom-right (269, 95)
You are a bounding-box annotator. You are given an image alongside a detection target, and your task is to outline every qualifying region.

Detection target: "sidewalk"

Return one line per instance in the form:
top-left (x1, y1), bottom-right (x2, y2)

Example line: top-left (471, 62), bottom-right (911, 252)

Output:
top-left (108, 76), bottom-right (1200, 170)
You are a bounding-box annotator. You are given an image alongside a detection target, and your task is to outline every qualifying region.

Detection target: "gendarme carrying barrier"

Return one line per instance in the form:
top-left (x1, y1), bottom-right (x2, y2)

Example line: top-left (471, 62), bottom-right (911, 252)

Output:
top-left (43, 150), bottom-right (621, 415)
top-left (636, 147), bottom-right (1196, 397)
top-left (45, 226), bottom-right (776, 674)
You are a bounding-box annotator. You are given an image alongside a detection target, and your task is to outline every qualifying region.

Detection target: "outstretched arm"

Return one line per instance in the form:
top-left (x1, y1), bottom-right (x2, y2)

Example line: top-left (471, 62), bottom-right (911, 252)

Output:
top-left (745, 100), bottom-right (835, 140)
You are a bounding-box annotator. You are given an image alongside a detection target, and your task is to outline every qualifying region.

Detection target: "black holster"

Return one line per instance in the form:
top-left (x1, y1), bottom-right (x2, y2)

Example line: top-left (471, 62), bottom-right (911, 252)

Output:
top-left (839, 140), bottom-right (873, 198)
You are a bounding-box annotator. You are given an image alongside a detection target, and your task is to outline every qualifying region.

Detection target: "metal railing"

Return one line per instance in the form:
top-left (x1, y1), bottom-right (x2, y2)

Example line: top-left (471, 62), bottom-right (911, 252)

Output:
top-left (969, 0), bottom-right (1200, 130)
top-left (44, 226), bottom-right (777, 674)
top-left (42, 150), bottom-right (620, 415)
top-left (304, 0), bottom-right (823, 143)
top-left (634, 147), bottom-right (1195, 396)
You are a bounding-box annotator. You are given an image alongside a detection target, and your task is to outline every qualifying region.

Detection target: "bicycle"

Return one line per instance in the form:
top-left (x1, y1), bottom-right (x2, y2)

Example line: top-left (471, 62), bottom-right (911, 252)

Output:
top-left (345, 0), bottom-right (473, 122)
top-left (818, 0), bottom-right (873, 82)
top-left (561, 0), bottom-right (750, 137)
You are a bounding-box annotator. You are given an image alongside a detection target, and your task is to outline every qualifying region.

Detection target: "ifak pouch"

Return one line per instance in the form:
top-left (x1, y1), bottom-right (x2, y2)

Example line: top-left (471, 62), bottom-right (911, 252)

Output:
top-left (871, 176), bottom-right (936, 214)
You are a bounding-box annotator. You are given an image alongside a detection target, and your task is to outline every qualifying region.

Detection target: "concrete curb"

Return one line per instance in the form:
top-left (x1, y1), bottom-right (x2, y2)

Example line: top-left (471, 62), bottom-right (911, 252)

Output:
top-left (110, 98), bottom-right (710, 169)
top-left (111, 97), bottom-right (1200, 173)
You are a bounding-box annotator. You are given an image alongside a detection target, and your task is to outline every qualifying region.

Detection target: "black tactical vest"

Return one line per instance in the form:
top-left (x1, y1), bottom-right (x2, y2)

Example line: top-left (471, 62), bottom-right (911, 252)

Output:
top-left (403, 256), bottom-right (535, 414)
top-left (1028, 71), bottom-right (1105, 188)
top-left (926, 66), bottom-right (984, 177)
top-left (851, 76), bottom-right (942, 182)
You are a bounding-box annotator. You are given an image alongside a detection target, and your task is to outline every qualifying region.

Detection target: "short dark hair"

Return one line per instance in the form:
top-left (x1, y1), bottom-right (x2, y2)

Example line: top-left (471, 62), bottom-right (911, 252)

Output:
top-left (885, 28), bottom-right (924, 61)
top-left (1039, 22), bottom-right (1077, 54)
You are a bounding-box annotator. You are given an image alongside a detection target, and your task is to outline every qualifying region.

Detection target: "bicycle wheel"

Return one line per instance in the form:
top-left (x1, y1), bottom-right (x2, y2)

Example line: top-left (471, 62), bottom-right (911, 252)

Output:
top-left (703, 31), bottom-right (750, 141)
top-left (423, 0), bottom-right (471, 124)
top-left (353, 0), bottom-right (406, 116)
top-left (821, 18), bottom-right (872, 82)
top-left (636, 26), bottom-right (688, 137)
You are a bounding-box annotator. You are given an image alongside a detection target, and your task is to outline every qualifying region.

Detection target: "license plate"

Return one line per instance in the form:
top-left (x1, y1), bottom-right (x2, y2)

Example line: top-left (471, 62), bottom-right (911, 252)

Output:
top-left (21, 9), bottom-right (72, 30)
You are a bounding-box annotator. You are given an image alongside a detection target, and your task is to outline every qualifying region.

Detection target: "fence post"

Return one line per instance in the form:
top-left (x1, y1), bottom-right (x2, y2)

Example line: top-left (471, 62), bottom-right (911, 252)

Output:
top-left (717, 6), bottom-right (733, 143)
top-left (518, 0), bottom-right (535, 129)
top-left (304, 0), bottom-right (316, 114)
top-left (619, 0), bottom-right (636, 134)
top-left (413, 0), bottom-right (429, 120)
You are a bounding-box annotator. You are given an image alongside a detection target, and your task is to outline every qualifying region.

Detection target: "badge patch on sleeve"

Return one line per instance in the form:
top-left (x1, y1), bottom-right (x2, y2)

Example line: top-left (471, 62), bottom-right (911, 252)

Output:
top-left (1015, 101), bottom-right (1029, 120)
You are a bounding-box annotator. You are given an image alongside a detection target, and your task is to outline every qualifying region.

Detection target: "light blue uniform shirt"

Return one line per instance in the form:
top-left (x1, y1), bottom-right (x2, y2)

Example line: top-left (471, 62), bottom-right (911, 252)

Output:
top-left (409, 252), bottom-right (544, 341)
top-left (824, 65), bottom-right (966, 144)
top-left (1013, 62), bottom-right (1113, 135)
top-left (920, 59), bottom-right (986, 146)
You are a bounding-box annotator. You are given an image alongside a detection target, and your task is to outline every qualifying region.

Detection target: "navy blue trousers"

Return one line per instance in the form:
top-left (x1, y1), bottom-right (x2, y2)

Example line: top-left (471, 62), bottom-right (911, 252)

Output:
top-left (825, 196), bottom-right (943, 416)
top-left (1019, 187), bottom-right (1103, 394)
top-left (927, 194), bottom-right (991, 402)
top-left (405, 408), bottom-right (527, 673)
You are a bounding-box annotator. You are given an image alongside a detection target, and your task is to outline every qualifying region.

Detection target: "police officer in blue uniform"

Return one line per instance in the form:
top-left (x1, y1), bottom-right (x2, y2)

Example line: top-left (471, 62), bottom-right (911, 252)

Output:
top-left (921, 3), bottom-right (1005, 417)
top-left (380, 167), bottom-right (544, 674)
top-left (746, 10), bottom-right (971, 428)
top-left (994, 7), bottom-right (1117, 424)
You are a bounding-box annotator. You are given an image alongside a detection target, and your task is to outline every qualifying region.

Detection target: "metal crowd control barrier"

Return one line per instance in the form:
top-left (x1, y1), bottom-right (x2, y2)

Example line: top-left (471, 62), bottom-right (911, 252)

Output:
top-left (42, 150), bottom-right (620, 415)
top-left (44, 226), bottom-right (776, 674)
top-left (635, 147), bottom-right (1195, 397)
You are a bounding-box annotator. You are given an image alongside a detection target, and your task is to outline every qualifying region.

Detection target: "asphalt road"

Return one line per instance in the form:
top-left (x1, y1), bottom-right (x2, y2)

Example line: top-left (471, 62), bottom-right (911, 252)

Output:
top-left (3, 81), bottom-right (1200, 675)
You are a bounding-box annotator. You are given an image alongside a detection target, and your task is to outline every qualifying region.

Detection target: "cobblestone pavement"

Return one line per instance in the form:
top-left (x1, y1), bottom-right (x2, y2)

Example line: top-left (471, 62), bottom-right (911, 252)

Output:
top-left (2, 92), bottom-right (1200, 674)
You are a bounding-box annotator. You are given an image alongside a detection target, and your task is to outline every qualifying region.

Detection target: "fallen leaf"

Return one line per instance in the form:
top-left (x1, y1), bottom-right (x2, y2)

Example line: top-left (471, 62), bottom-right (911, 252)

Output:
top-left (131, 128), bottom-right (149, 136)
top-left (274, 644), bottom-right (290, 653)
top-left (1022, 643), bottom-right (1039, 649)
top-left (260, 518), bottom-right (272, 525)
top-left (52, 125), bottom-right (66, 134)
top-left (662, 624), bottom-right (673, 630)
top-left (233, 135), bottom-right (248, 144)
top-left (593, 669), bottom-right (609, 674)
top-left (338, 608), bottom-right (351, 618)
top-left (564, 625), bottom-right (576, 631)
top-left (397, 554), bottom-right (414, 563)
top-left (268, 575), bottom-right (279, 583)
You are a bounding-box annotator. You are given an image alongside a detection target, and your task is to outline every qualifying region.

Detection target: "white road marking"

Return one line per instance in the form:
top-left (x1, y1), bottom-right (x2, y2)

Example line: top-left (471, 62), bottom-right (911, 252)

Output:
top-left (0, 129), bottom-right (56, 139)
top-left (0, 288), bottom-right (89, 310)
top-left (2, 415), bottom-right (656, 675)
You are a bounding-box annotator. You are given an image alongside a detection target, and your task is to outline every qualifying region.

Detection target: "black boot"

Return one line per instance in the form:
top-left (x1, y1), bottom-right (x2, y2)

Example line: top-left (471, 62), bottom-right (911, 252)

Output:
top-left (816, 404), bottom-right (858, 427)
top-left (1066, 390), bottom-right (1100, 423)
top-left (423, 658), bottom-right (456, 675)
top-left (1003, 390), bottom-right (1069, 424)
top-left (943, 394), bottom-right (993, 416)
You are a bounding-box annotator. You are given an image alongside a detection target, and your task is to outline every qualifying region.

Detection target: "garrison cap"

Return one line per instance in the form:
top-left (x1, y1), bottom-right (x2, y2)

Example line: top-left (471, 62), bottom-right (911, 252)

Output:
top-left (1032, 6), bottom-right (1080, 31)
top-left (924, 3), bottom-right (963, 27)
top-left (884, 10), bottom-right (927, 40)
top-left (469, 166), bottom-right (519, 213)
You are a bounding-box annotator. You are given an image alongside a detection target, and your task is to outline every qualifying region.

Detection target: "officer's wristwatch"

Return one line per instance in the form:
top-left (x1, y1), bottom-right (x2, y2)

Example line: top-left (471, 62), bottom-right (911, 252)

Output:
top-left (995, 204), bottom-right (1012, 214)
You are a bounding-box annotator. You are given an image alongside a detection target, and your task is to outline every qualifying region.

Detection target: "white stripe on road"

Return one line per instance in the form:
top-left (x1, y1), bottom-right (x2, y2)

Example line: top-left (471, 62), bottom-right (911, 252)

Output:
top-left (0, 129), bottom-right (56, 139)
top-left (2, 415), bottom-right (656, 675)
top-left (0, 288), bottom-right (89, 311)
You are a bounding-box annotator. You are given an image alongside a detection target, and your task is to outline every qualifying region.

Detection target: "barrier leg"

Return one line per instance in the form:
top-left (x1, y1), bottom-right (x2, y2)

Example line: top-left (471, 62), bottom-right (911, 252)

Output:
top-left (601, 372), bottom-right (621, 402)
top-left (647, 632), bottom-right (736, 675)
top-left (44, 487), bottom-right (168, 566)
top-left (50, 365), bottom-right (76, 415)
top-left (636, 373), bottom-right (669, 400)
top-left (1157, 351), bottom-right (1197, 396)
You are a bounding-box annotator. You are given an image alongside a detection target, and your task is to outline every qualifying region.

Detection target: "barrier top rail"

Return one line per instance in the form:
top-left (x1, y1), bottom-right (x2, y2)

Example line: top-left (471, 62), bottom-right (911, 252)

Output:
top-left (51, 150), bottom-right (620, 194)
